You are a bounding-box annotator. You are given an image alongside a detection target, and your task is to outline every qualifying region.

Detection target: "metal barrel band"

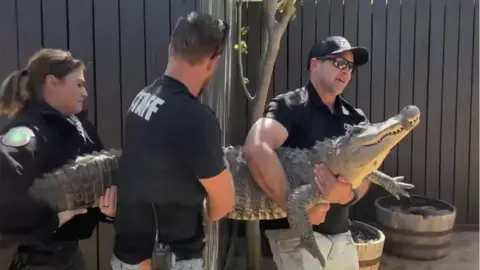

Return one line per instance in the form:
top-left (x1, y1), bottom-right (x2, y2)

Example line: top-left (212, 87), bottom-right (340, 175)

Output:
top-left (384, 239), bottom-right (452, 250)
top-left (358, 256), bottom-right (382, 267)
top-left (375, 223), bottom-right (454, 237)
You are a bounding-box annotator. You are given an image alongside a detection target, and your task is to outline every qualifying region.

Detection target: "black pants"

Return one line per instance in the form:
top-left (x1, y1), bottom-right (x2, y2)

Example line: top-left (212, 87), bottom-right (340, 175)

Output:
top-left (8, 241), bottom-right (88, 270)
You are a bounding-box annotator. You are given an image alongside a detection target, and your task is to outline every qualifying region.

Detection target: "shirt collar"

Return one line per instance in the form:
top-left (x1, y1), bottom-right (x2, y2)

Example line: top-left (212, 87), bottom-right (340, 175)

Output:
top-left (306, 81), bottom-right (358, 117)
top-left (161, 75), bottom-right (196, 100)
top-left (306, 81), bottom-right (341, 112)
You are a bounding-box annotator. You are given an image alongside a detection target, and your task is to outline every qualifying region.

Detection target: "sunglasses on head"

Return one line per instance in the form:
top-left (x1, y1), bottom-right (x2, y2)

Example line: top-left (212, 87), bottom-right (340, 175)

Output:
top-left (316, 56), bottom-right (355, 71)
top-left (211, 19), bottom-right (230, 58)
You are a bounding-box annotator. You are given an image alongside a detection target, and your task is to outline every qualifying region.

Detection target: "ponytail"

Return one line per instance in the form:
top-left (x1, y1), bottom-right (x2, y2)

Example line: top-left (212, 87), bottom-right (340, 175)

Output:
top-left (0, 69), bottom-right (31, 117)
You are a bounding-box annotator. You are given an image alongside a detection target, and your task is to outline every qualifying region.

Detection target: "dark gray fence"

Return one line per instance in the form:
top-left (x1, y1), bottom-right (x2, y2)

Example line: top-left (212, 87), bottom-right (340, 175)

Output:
top-left (0, 0), bottom-right (477, 269)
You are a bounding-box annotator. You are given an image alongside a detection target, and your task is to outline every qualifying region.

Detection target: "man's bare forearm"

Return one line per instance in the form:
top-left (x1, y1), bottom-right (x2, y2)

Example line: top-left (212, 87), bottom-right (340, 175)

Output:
top-left (355, 179), bottom-right (371, 199)
top-left (244, 145), bottom-right (289, 210)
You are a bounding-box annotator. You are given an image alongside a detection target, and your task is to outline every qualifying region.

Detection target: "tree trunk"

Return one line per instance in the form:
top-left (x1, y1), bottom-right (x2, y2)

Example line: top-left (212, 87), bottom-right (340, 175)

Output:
top-left (237, 1), bottom-right (297, 269)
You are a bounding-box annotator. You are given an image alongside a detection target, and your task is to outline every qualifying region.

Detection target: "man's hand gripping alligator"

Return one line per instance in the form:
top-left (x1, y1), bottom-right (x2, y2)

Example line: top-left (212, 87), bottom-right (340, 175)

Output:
top-left (224, 105), bottom-right (420, 267)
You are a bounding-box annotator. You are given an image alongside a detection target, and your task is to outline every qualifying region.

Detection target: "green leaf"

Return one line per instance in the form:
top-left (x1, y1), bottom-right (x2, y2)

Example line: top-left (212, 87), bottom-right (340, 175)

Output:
top-left (241, 26), bottom-right (249, 36)
top-left (243, 78), bottom-right (249, 85)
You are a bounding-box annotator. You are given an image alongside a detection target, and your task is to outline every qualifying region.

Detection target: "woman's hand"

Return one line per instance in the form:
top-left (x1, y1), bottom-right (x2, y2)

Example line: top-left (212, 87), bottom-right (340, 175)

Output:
top-left (99, 186), bottom-right (117, 217)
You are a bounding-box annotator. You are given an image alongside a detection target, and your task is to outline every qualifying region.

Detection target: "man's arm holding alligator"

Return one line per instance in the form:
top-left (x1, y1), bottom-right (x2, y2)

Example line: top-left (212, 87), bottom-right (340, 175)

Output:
top-left (243, 97), bottom-right (351, 224)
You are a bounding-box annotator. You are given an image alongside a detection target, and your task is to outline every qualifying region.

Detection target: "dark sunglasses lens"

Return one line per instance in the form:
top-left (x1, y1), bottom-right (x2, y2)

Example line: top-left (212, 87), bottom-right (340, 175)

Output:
top-left (333, 58), bottom-right (353, 70)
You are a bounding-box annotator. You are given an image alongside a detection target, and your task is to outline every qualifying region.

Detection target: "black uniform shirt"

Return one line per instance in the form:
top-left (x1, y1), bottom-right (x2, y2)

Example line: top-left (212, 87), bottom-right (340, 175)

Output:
top-left (0, 102), bottom-right (109, 247)
top-left (113, 75), bottom-right (226, 264)
top-left (262, 81), bottom-right (368, 234)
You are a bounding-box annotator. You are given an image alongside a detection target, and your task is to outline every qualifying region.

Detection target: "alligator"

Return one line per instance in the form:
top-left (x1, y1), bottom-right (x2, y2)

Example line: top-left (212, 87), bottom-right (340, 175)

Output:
top-left (28, 104), bottom-right (420, 268)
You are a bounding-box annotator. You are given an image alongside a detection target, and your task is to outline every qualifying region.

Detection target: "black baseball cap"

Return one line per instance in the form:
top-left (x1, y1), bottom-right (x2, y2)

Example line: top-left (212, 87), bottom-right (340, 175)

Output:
top-left (307, 36), bottom-right (370, 70)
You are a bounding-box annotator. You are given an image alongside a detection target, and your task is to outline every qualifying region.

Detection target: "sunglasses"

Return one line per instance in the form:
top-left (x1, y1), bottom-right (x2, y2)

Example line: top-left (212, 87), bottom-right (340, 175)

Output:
top-left (316, 56), bottom-right (355, 71)
top-left (211, 19), bottom-right (230, 58)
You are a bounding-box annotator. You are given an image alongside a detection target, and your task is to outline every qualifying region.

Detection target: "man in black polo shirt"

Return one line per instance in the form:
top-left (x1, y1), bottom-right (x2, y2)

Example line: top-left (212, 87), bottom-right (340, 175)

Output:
top-left (111, 12), bottom-right (235, 270)
top-left (243, 36), bottom-right (371, 269)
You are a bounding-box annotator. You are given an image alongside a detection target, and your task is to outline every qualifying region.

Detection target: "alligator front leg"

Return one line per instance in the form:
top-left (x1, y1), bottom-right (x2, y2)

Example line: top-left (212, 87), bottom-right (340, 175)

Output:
top-left (367, 170), bottom-right (414, 200)
top-left (285, 184), bottom-right (327, 268)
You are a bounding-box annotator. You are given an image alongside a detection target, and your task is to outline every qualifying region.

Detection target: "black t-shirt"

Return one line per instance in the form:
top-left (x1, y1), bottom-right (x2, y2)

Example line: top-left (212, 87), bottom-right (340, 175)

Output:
top-left (113, 75), bottom-right (226, 264)
top-left (261, 81), bottom-right (368, 235)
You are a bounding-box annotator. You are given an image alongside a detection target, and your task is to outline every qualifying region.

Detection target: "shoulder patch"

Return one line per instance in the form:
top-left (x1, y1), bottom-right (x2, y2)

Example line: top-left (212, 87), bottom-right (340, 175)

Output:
top-left (1, 126), bottom-right (35, 147)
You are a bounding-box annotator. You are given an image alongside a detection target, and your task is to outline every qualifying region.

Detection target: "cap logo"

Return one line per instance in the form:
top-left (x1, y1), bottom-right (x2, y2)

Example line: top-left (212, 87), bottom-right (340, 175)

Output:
top-left (338, 39), bottom-right (350, 48)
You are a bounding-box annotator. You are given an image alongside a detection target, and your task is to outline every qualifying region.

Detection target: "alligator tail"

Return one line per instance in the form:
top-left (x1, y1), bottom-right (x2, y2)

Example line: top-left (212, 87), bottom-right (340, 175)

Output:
top-left (285, 184), bottom-right (327, 268)
top-left (29, 149), bottom-right (122, 212)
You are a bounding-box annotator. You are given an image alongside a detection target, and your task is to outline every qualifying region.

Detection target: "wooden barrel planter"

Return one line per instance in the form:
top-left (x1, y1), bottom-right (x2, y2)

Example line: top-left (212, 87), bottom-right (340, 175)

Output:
top-left (350, 220), bottom-right (385, 270)
top-left (374, 195), bottom-right (456, 261)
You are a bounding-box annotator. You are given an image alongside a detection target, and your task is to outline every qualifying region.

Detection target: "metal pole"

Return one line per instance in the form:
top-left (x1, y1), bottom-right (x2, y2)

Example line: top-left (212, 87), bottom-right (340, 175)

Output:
top-left (247, 221), bottom-right (262, 270)
top-left (198, 1), bottom-right (235, 269)
top-left (200, 1), bottom-right (263, 269)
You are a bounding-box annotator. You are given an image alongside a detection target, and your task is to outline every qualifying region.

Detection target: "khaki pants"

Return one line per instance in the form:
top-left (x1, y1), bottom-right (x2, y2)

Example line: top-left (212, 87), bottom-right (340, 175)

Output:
top-left (265, 229), bottom-right (359, 270)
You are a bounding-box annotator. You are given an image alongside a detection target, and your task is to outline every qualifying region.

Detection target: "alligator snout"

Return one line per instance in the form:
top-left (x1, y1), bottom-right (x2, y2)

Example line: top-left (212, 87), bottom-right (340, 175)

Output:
top-left (400, 105), bottom-right (421, 129)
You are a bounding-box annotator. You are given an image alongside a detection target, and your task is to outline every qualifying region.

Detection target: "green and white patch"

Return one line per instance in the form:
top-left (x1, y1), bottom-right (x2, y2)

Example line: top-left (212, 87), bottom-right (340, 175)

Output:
top-left (1, 126), bottom-right (35, 147)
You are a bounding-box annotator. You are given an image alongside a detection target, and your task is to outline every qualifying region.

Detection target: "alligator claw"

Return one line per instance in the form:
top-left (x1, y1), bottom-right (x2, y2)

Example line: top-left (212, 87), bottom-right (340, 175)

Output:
top-left (393, 176), bottom-right (415, 189)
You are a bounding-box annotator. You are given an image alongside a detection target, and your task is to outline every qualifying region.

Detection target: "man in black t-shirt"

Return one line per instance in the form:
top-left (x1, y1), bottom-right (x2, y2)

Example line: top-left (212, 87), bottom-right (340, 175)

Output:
top-left (111, 12), bottom-right (235, 270)
top-left (243, 36), bottom-right (371, 269)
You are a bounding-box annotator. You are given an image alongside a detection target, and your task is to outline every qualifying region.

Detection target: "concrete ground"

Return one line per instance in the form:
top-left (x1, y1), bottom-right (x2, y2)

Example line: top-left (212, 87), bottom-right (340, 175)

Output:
top-left (379, 231), bottom-right (479, 270)
top-left (226, 232), bottom-right (479, 270)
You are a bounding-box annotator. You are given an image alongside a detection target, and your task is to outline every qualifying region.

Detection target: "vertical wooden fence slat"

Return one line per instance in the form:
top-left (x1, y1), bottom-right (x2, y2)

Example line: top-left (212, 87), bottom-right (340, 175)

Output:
top-left (440, 0), bottom-right (460, 204)
top-left (328, 0), bottom-right (343, 36)
top-left (453, 0), bottom-right (475, 224)
top-left (92, 0), bottom-right (122, 150)
top-left (316, 0), bottom-right (330, 43)
top-left (145, 0), bottom-right (170, 84)
top-left (67, 0), bottom-right (98, 267)
top-left (383, 0), bottom-right (401, 178)
top-left (68, 0), bottom-right (97, 125)
top-left (370, 0), bottom-right (386, 124)
top-left (16, 0), bottom-right (42, 66)
top-left (300, 0), bottom-right (317, 86)
top-left (119, 0), bottom-right (146, 135)
top-left (0, 0), bottom-right (19, 129)
top-left (42, 0), bottom-right (68, 49)
top-left (343, 0), bottom-right (359, 106)
top-left (286, 3), bottom-right (302, 90)
top-left (425, 0), bottom-right (446, 200)
top-left (467, 2), bottom-right (479, 224)
top-left (0, 0), bottom-right (18, 79)
top-left (411, 0), bottom-right (430, 196)
top-left (356, 0), bottom-right (372, 120)
top-left (92, 0), bottom-right (122, 268)
top-left (397, 0), bottom-right (416, 186)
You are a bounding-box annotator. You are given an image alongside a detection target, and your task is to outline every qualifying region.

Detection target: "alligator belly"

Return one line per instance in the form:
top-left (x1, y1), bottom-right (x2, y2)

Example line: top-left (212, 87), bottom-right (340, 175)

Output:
top-left (223, 162), bottom-right (285, 220)
top-left (28, 149), bottom-right (121, 212)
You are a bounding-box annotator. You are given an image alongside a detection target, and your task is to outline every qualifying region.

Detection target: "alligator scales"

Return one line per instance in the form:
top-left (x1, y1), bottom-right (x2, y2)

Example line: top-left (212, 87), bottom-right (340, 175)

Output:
top-left (29, 105), bottom-right (420, 268)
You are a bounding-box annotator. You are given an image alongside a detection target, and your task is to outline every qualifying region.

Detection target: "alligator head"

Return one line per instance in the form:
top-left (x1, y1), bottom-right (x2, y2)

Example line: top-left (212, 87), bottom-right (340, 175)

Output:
top-left (311, 105), bottom-right (421, 189)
